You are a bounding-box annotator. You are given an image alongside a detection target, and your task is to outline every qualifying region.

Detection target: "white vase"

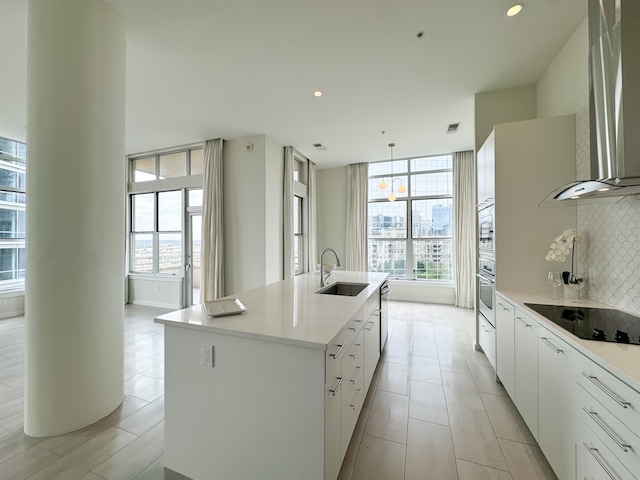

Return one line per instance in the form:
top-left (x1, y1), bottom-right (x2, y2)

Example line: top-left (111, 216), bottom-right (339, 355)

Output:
top-left (563, 284), bottom-right (578, 299)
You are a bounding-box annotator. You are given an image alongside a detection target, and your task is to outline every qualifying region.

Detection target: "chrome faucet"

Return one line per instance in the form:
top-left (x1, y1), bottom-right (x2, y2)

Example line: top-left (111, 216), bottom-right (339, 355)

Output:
top-left (320, 248), bottom-right (341, 287)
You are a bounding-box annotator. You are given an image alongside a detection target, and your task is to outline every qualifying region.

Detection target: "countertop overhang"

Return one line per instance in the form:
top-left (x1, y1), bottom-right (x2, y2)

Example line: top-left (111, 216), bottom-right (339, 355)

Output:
top-left (154, 271), bottom-right (389, 350)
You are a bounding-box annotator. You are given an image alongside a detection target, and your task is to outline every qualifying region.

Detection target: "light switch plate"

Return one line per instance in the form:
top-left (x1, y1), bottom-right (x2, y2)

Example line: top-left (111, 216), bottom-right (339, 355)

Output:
top-left (201, 344), bottom-right (214, 367)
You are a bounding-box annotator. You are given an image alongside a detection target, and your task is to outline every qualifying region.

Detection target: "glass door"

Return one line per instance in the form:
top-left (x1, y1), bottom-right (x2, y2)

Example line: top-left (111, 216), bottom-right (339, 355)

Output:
top-left (187, 213), bottom-right (202, 305)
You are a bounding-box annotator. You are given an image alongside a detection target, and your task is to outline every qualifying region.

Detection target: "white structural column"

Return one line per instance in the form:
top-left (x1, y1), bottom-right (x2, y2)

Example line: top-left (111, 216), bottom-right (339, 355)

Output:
top-left (25, 0), bottom-right (126, 436)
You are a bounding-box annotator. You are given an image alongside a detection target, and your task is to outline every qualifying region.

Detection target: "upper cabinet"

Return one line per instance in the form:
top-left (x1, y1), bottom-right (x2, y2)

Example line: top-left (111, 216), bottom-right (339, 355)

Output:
top-left (478, 115), bottom-right (578, 295)
top-left (477, 131), bottom-right (495, 208)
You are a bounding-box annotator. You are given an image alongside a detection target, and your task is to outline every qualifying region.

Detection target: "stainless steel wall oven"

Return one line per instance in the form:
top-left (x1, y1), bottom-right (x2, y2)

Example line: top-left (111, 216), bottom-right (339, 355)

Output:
top-left (477, 203), bottom-right (495, 327)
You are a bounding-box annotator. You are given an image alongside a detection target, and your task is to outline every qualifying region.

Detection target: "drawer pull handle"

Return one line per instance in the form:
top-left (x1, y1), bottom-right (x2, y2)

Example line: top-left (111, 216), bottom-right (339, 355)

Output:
top-left (582, 442), bottom-right (617, 480)
top-left (582, 407), bottom-right (632, 452)
top-left (364, 321), bottom-right (374, 331)
top-left (540, 337), bottom-right (562, 353)
top-left (329, 344), bottom-right (344, 359)
top-left (351, 366), bottom-right (362, 384)
top-left (582, 373), bottom-right (631, 409)
top-left (348, 326), bottom-right (357, 332)
top-left (497, 302), bottom-right (509, 311)
top-left (516, 316), bottom-right (531, 328)
top-left (350, 389), bottom-right (363, 410)
top-left (329, 376), bottom-right (343, 396)
top-left (349, 343), bottom-right (363, 359)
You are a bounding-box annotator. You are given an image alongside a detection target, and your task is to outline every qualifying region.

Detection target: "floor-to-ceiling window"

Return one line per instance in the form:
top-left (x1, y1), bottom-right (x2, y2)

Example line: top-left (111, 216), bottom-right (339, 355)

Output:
top-left (0, 137), bottom-right (26, 292)
top-left (127, 144), bottom-right (203, 305)
top-left (367, 153), bottom-right (453, 281)
top-left (292, 153), bottom-right (309, 275)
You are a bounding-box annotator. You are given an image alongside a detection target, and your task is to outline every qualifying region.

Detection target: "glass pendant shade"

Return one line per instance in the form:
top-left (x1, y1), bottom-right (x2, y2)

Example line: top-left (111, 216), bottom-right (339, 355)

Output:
top-left (379, 180), bottom-right (387, 190)
top-left (388, 193), bottom-right (396, 202)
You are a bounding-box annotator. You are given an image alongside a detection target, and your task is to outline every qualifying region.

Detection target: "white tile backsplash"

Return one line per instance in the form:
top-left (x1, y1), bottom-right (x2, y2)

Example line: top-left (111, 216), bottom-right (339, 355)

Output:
top-left (575, 104), bottom-right (640, 315)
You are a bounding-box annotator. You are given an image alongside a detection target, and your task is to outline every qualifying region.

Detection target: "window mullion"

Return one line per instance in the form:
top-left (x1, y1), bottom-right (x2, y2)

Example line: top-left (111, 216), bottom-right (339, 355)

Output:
top-left (154, 193), bottom-right (159, 273)
top-left (406, 199), bottom-right (413, 279)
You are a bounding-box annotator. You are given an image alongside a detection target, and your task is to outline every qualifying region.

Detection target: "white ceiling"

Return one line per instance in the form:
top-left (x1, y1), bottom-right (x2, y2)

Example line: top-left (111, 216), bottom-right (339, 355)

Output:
top-left (1, 0), bottom-right (586, 168)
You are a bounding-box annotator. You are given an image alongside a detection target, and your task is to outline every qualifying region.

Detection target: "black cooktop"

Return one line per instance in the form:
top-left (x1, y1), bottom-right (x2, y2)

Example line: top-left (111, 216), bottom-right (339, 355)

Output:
top-left (524, 303), bottom-right (640, 345)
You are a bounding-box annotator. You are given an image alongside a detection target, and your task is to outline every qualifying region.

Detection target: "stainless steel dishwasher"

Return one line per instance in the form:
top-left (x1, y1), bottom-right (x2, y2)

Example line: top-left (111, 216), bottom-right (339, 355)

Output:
top-left (380, 281), bottom-right (389, 352)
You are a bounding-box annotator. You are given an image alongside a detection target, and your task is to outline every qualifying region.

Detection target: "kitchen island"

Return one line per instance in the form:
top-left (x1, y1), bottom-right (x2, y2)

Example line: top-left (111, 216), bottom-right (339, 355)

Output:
top-left (154, 271), bottom-right (388, 480)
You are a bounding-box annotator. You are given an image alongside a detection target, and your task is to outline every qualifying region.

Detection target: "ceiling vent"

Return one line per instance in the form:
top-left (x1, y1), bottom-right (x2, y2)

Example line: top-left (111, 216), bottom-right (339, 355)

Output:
top-left (447, 123), bottom-right (460, 134)
top-left (313, 143), bottom-right (327, 151)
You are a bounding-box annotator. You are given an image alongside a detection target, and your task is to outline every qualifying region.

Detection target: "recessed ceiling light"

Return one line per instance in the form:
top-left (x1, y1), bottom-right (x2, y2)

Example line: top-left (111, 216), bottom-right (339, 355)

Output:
top-left (570, 195), bottom-right (580, 200)
top-left (313, 91), bottom-right (322, 97)
top-left (597, 187), bottom-right (610, 192)
top-left (506, 3), bottom-right (524, 16)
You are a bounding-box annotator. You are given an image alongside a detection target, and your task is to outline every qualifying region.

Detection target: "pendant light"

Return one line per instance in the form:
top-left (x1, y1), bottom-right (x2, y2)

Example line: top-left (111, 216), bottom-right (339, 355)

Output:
top-left (378, 143), bottom-right (406, 202)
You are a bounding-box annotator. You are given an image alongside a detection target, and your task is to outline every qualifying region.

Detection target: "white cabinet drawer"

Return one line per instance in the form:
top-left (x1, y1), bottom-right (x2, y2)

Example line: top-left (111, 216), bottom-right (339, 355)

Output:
top-left (326, 319), bottom-right (363, 381)
top-left (576, 355), bottom-right (640, 433)
top-left (479, 319), bottom-right (496, 370)
top-left (577, 382), bottom-right (640, 477)
top-left (340, 330), bottom-right (364, 461)
top-left (577, 419), bottom-right (637, 480)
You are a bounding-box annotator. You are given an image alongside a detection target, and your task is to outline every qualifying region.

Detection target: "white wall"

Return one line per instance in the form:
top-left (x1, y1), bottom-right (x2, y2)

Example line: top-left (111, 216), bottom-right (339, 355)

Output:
top-left (537, 18), bottom-right (589, 118)
top-left (128, 275), bottom-right (183, 309)
top-left (0, 294), bottom-right (24, 319)
top-left (264, 137), bottom-right (284, 284)
top-left (316, 167), bottom-right (347, 264)
top-left (224, 135), bottom-right (284, 295)
top-left (474, 84), bottom-right (537, 151)
top-left (389, 281), bottom-right (455, 304)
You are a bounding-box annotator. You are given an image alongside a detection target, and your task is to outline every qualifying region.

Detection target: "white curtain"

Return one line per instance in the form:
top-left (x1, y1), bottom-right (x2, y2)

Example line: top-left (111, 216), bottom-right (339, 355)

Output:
top-left (453, 150), bottom-right (475, 309)
top-left (283, 146), bottom-right (295, 278)
top-left (308, 161), bottom-right (318, 271)
top-left (346, 163), bottom-right (369, 271)
top-left (201, 138), bottom-right (224, 301)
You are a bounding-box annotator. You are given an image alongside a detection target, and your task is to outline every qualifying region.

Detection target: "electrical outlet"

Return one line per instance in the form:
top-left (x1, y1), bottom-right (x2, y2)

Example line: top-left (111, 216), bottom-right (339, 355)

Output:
top-left (201, 344), bottom-right (214, 367)
top-left (0, 300), bottom-right (5, 307)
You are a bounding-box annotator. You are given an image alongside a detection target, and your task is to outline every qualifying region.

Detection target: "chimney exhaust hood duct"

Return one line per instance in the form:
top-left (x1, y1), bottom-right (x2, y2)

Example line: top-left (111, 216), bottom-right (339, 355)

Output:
top-left (541, 0), bottom-right (640, 206)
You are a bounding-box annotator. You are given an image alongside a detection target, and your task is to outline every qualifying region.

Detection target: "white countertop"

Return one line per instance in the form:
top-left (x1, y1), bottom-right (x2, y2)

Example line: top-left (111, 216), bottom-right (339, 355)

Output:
top-left (154, 271), bottom-right (388, 350)
top-left (499, 290), bottom-right (640, 392)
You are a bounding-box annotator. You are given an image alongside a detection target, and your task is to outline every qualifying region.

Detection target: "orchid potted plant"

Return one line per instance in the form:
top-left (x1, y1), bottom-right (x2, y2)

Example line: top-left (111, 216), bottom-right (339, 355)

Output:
top-left (545, 228), bottom-right (584, 288)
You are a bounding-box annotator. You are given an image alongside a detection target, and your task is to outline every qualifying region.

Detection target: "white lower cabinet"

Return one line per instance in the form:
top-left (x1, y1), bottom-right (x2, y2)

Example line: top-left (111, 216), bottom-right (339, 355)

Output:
top-left (577, 419), bottom-right (637, 480)
top-left (340, 329), bottom-right (364, 461)
top-left (363, 308), bottom-right (380, 392)
top-left (325, 369), bottom-right (343, 480)
top-left (575, 353), bottom-right (640, 480)
top-left (496, 296), bottom-right (515, 398)
top-left (513, 308), bottom-right (538, 440)
top-left (538, 326), bottom-right (575, 480)
top-left (479, 317), bottom-right (496, 370)
top-left (494, 292), bottom-right (640, 480)
top-left (324, 297), bottom-right (381, 479)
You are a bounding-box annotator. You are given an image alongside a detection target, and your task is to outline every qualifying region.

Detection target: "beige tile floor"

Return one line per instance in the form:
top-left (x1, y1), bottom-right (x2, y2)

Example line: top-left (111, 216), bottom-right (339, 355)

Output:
top-left (0, 301), bottom-right (557, 480)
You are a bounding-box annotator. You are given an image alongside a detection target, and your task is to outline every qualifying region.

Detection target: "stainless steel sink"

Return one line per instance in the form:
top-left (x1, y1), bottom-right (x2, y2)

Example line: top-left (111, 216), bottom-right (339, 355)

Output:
top-left (316, 282), bottom-right (369, 296)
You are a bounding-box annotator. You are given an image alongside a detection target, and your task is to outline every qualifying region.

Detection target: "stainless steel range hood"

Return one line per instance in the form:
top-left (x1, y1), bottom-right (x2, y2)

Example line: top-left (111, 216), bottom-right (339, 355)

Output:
top-left (542, 0), bottom-right (640, 206)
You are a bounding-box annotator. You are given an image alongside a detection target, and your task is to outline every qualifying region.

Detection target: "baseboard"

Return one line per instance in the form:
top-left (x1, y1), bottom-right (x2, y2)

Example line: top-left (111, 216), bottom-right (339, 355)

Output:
top-left (0, 308), bottom-right (24, 319)
top-left (129, 299), bottom-right (182, 310)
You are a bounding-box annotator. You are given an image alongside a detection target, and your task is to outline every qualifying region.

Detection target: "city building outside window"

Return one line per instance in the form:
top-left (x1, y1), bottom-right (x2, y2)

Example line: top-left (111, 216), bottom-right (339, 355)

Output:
top-left (368, 154), bottom-right (453, 281)
top-left (0, 137), bottom-right (26, 292)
